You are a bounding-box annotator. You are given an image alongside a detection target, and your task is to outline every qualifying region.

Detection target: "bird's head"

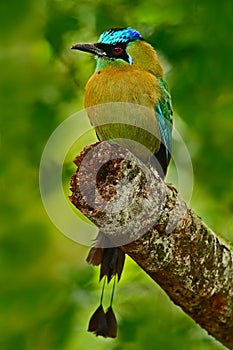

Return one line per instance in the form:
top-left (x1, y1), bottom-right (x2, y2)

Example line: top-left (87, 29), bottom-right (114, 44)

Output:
top-left (72, 27), bottom-right (163, 77)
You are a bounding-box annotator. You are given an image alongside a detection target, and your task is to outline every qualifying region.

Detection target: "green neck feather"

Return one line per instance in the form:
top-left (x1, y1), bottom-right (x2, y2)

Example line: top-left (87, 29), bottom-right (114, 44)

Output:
top-left (95, 57), bottom-right (129, 71)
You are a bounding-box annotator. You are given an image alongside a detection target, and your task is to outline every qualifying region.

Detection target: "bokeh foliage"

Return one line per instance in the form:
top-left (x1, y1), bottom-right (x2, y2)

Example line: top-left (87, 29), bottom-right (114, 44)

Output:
top-left (1, 0), bottom-right (232, 349)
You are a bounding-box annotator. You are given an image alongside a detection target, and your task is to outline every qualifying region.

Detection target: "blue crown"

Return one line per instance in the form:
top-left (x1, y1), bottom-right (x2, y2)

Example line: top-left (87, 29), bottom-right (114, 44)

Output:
top-left (98, 27), bottom-right (143, 45)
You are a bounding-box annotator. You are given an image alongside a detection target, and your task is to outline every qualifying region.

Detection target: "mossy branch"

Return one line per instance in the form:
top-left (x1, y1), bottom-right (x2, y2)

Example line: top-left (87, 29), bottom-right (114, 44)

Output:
top-left (69, 141), bottom-right (233, 349)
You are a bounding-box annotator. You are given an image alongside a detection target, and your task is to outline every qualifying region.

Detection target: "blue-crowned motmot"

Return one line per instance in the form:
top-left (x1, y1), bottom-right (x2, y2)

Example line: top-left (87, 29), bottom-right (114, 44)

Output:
top-left (72, 27), bottom-right (173, 337)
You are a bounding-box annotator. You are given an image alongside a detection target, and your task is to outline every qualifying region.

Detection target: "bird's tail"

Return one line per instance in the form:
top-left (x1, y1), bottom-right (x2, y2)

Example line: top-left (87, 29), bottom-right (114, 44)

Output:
top-left (86, 230), bottom-right (125, 338)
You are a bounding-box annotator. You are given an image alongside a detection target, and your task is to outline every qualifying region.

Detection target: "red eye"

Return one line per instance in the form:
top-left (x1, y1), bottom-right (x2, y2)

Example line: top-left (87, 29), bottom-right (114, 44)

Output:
top-left (112, 46), bottom-right (123, 55)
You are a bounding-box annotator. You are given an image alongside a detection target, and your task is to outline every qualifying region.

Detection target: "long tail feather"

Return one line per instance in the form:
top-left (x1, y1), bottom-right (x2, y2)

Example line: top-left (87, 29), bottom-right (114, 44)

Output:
top-left (86, 230), bottom-right (125, 282)
top-left (87, 230), bottom-right (125, 338)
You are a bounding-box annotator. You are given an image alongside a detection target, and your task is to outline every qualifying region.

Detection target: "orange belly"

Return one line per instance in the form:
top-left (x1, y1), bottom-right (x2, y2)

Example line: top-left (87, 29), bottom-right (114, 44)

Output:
top-left (84, 67), bottom-right (162, 161)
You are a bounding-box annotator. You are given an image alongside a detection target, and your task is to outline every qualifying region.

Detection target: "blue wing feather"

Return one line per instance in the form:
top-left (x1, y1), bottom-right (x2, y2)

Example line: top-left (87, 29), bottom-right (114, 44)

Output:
top-left (155, 78), bottom-right (173, 164)
top-left (156, 104), bottom-right (172, 160)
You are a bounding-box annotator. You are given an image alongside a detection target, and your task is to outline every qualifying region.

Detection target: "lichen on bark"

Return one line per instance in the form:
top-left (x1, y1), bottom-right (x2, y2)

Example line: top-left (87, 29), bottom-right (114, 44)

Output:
top-left (69, 141), bottom-right (233, 349)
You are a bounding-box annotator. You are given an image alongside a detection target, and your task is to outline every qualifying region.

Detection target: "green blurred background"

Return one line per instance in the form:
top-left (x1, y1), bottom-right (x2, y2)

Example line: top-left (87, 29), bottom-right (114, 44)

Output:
top-left (1, 0), bottom-right (233, 349)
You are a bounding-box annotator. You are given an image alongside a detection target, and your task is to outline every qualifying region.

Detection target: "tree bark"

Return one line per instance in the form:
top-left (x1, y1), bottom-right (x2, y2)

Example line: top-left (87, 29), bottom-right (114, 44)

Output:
top-left (69, 141), bottom-right (233, 349)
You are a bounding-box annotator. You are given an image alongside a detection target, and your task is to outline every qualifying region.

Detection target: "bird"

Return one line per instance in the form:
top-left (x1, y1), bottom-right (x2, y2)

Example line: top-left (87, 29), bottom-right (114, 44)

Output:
top-left (71, 27), bottom-right (173, 338)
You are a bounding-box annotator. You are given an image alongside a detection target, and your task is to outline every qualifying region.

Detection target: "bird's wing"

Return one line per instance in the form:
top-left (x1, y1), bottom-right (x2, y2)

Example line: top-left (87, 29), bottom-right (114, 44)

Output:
top-left (154, 77), bottom-right (173, 176)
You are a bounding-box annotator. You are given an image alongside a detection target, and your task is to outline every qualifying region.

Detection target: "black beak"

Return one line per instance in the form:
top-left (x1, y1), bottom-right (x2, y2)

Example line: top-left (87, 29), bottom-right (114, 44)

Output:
top-left (71, 43), bottom-right (107, 57)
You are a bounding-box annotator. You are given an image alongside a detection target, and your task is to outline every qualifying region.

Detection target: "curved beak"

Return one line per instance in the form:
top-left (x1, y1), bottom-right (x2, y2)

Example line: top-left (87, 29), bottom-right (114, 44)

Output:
top-left (71, 43), bottom-right (107, 57)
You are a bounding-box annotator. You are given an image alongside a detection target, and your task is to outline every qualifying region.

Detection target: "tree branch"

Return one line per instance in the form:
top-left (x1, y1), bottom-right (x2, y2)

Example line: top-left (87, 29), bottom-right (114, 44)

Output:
top-left (69, 141), bottom-right (233, 349)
